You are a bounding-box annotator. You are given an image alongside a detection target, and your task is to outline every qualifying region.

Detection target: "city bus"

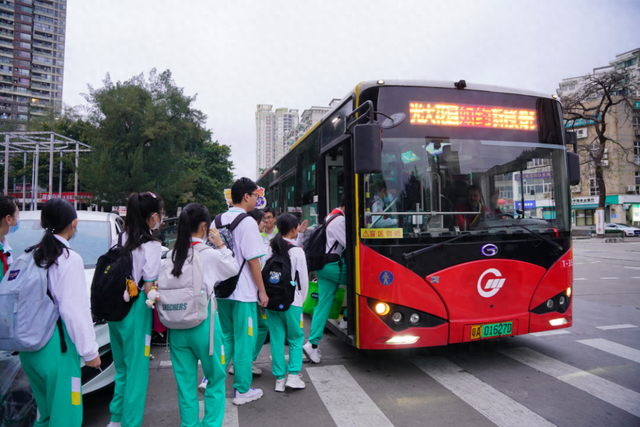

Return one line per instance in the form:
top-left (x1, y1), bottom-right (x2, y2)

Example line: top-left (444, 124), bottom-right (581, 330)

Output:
top-left (257, 80), bottom-right (580, 349)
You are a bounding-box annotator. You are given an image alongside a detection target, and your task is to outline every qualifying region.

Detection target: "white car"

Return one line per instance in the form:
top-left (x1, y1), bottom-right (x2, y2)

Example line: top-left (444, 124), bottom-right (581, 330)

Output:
top-left (605, 223), bottom-right (640, 237)
top-left (9, 210), bottom-right (124, 394)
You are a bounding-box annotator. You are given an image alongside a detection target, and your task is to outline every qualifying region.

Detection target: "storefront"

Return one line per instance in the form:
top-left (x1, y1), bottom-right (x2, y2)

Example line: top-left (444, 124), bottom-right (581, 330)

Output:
top-left (572, 195), bottom-right (640, 226)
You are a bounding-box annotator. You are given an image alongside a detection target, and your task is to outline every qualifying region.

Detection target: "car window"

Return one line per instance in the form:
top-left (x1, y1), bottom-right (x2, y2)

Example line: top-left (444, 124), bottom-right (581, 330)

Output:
top-left (9, 219), bottom-right (110, 268)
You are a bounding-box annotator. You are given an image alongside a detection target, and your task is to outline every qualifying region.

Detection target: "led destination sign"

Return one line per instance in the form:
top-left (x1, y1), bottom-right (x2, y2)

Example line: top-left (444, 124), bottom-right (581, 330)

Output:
top-left (409, 102), bottom-right (537, 131)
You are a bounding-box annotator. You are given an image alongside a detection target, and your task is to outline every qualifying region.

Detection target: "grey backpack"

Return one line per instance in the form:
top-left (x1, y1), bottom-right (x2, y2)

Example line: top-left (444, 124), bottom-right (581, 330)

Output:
top-left (0, 251), bottom-right (63, 352)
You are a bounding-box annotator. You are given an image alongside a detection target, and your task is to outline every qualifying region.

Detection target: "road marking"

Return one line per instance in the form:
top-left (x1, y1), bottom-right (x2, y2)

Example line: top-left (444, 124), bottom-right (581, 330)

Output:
top-left (307, 365), bottom-right (394, 427)
top-left (199, 398), bottom-right (238, 426)
top-left (601, 277), bottom-right (619, 280)
top-left (590, 261), bottom-right (601, 264)
top-left (624, 266), bottom-right (640, 270)
top-left (596, 324), bottom-right (638, 330)
top-left (632, 277), bottom-right (640, 279)
top-left (574, 262), bottom-right (585, 265)
top-left (577, 339), bottom-right (640, 364)
top-left (500, 347), bottom-right (640, 418)
top-left (574, 278), bottom-right (587, 281)
top-left (530, 330), bottom-right (571, 337)
top-left (411, 357), bottom-right (556, 427)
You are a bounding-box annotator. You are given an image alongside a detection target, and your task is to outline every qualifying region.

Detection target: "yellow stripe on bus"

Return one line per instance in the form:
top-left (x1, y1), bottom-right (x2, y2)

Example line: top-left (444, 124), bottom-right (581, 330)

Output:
top-left (354, 81), bottom-right (364, 349)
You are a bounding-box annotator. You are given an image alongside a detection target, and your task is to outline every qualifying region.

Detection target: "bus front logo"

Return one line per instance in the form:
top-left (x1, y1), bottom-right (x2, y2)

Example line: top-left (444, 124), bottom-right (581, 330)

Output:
top-left (477, 268), bottom-right (506, 298)
top-left (481, 244), bottom-right (498, 257)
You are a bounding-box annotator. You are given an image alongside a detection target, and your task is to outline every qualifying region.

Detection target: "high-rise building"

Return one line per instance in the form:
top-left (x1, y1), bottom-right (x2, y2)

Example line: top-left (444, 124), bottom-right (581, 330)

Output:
top-left (255, 104), bottom-right (299, 178)
top-left (0, 0), bottom-right (67, 130)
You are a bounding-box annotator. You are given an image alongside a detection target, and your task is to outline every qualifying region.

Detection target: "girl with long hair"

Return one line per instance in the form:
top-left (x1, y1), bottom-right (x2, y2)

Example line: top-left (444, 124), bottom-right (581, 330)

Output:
top-left (0, 195), bottom-right (19, 280)
top-left (265, 213), bottom-right (308, 392)
top-left (107, 192), bottom-right (164, 427)
top-left (165, 203), bottom-right (238, 426)
top-left (20, 198), bottom-right (100, 427)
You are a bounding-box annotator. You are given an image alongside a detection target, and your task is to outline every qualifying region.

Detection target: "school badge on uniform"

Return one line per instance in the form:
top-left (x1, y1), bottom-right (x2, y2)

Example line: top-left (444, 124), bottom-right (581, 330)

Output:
top-left (221, 345), bottom-right (225, 365)
top-left (248, 317), bottom-right (253, 337)
top-left (300, 312), bottom-right (304, 328)
top-left (71, 377), bottom-right (81, 406)
top-left (144, 334), bottom-right (151, 357)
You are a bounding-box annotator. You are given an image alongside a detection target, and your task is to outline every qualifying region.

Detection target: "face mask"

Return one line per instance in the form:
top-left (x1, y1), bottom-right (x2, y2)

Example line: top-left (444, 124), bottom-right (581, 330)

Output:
top-left (151, 215), bottom-right (162, 231)
top-left (69, 227), bottom-right (78, 241)
top-left (383, 195), bottom-right (394, 205)
top-left (8, 218), bottom-right (19, 234)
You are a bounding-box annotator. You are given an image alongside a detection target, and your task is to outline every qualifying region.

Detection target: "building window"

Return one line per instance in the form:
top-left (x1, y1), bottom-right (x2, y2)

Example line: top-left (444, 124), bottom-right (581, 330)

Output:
top-left (589, 175), bottom-right (599, 196)
top-left (633, 114), bottom-right (639, 129)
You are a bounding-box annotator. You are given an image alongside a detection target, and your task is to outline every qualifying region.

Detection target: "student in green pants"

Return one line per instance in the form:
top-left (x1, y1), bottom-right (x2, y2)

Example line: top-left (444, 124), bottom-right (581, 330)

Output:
top-left (20, 199), bottom-right (101, 427)
top-left (163, 203), bottom-right (239, 426)
top-left (304, 195), bottom-right (346, 364)
top-left (108, 192), bottom-right (164, 427)
top-left (264, 214), bottom-right (309, 391)
top-left (215, 178), bottom-right (269, 406)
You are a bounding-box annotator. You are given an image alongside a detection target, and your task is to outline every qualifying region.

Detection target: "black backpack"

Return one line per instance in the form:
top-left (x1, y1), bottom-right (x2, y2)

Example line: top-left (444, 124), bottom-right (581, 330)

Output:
top-left (213, 213), bottom-right (249, 299)
top-left (90, 233), bottom-right (135, 322)
top-left (262, 247), bottom-right (300, 312)
top-left (304, 212), bottom-right (343, 272)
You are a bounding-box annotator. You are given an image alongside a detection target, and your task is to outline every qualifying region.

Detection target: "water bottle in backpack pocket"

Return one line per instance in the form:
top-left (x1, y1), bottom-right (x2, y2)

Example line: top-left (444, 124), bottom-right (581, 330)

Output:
top-left (157, 244), bottom-right (210, 329)
top-left (262, 251), bottom-right (300, 312)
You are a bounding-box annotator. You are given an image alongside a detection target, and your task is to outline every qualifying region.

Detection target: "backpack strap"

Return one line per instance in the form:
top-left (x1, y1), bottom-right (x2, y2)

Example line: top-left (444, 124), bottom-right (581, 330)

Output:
top-left (228, 213), bottom-right (249, 232)
top-left (294, 270), bottom-right (300, 291)
top-left (45, 270), bottom-right (67, 353)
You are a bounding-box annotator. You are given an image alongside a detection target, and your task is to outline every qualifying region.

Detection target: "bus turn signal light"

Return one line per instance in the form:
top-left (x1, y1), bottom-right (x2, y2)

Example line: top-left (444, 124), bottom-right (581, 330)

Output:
top-left (375, 302), bottom-right (390, 315)
top-left (566, 287), bottom-right (572, 297)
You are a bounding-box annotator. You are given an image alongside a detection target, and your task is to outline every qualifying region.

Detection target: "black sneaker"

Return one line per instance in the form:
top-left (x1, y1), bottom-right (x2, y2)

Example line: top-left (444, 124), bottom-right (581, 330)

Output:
top-left (151, 331), bottom-right (168, 346)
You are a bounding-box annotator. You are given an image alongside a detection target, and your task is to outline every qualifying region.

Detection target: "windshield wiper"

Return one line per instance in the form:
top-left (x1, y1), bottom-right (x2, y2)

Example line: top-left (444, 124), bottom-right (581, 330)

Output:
top-left (402, 233), bottom-right (472, 261)
top-left (486, 223), bottom-right (563, 251)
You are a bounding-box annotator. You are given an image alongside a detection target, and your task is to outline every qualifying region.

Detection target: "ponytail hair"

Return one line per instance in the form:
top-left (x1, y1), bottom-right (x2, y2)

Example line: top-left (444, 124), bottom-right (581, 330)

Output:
top-left (33, 198), bottom-right (77, 269)
top-left (171, 203), bottom-right (211, 277)
top-left (124, 192), bottom-right (164, 252)
top-left (269, 213), bottom-right (299, 255)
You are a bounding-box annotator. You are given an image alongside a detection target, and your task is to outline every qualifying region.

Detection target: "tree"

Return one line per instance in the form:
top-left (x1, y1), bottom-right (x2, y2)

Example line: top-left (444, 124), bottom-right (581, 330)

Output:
top-left (561, 69), bottom-right (640, 208)
top-left (80, 69), bottom-right (211, 214)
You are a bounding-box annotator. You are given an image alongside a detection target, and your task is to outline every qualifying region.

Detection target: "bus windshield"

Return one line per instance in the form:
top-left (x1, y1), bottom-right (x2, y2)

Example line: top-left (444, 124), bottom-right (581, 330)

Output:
top-left (361, 86), bottom-right (570, 241)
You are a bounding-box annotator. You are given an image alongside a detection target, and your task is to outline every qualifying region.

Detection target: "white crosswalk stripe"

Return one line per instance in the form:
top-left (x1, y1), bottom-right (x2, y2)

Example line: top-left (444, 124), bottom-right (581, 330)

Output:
top-left (577, 338), bottom-right (640, 363)
top-left (500, 347), bottom-right (640, 418)
top-left (596, 324), bottom-right (638, 330)
top-left (411, 357), bottom-right (556, 427)
top-left (307, 365), bottom-right (394, 427)
top-left (530, 330), bottom-right (571, 337)
top-left (199, 398), bottom-right (238, 427)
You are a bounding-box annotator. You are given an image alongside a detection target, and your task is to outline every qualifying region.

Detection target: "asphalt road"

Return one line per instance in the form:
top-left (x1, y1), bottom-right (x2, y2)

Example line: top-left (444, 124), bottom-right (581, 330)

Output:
top-left (83, 238), bottom-right (640, 427)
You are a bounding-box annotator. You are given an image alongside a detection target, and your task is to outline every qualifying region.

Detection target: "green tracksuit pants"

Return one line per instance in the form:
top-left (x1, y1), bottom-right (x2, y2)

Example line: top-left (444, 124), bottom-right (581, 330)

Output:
top-left (169, 304), bottom-right (226, 427)
top-left (308, 260), bottom-right (347, 345)
top-left (217, 299), bottom-right (257, 393)
top-left (19, 321), bottom-right (82, 427)
top-left (253, 305), bottom-right (268, 361)
top-left (266, 306), bottom-right (304, 379)
top-left (108, 294), bottom-right (152, 427)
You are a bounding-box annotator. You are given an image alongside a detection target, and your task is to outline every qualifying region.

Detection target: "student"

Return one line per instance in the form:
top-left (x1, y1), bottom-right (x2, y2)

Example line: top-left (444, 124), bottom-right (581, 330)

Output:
top-left (20, 198), bottom-right (101, 427)
top-left (0, 195), bottom-right (19, 280)
top-left (370, 181), bottom-right (398, 228)
top-left (165, 203), bottom-right (239, 427)
top-left (246, 208), bottom-right (268, 373)
top-left (265, 213), bottom-right (308, 392)
top-left (215, 177), bottom-right (269, 406)
top-left (303, 194), bottom-right (347, 364)
top-left (107, 192), bottom-right (164, 427)
top-left (261, 207), bottom-right (309, 246)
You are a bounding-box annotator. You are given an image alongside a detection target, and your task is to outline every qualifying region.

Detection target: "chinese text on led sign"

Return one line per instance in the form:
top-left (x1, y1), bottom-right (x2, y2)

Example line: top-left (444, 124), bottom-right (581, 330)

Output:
top-left (409, 102), bottom-right (537, 130)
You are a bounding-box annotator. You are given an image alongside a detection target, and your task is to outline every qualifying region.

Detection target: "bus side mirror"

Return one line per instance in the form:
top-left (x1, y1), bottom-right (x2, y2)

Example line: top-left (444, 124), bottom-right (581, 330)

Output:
top-left (354, 123), bottom-right (382, 174)
top-left (567, 152), bottom-right (580, 186)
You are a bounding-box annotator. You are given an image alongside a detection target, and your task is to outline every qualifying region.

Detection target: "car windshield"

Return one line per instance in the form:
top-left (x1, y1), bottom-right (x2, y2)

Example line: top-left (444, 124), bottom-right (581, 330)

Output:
top-left (9, 219), bottom-right (110, 268)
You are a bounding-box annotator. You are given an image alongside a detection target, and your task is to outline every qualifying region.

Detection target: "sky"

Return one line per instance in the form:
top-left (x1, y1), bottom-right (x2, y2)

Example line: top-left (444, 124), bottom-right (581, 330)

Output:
top-left (63, 0), bottom-right (640, 181)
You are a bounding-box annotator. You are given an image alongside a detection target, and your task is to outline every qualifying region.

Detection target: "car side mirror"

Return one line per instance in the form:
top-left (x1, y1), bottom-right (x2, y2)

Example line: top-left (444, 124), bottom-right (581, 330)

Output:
top-left (353, 123), bottom-right (382, 174)
top-left (566, 152), bottom-right (580, 186)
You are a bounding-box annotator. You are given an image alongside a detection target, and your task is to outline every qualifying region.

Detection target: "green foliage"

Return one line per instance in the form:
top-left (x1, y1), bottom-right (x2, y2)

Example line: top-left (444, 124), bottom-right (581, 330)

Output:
top-left (80, 69), bottom-right (232, 215)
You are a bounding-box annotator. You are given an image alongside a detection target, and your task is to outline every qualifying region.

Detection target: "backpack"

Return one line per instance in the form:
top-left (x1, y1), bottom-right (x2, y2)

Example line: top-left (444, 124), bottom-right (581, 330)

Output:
top-left (262, 247), bottom-right (300, 312)
top-left (304, 212), bottom-right (343, 271)
top-left (213, 213), bottom-right (249, 299)
top-left (157, 244), bottom-right (210, 329)
top-left (90, 233), bottom-right (135, 322)
top-left (0, 250), bottom-right (67, 353)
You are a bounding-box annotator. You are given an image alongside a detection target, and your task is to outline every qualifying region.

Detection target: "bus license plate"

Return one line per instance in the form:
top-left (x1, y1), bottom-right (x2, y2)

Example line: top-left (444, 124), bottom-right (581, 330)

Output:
top-left (470, 322), bottom-right (513, 340)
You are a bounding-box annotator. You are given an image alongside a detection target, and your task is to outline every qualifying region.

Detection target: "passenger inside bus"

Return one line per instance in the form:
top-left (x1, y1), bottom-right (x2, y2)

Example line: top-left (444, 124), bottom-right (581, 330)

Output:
top-left (370, 180), bottom-right (398, 228)
top-left (454, 185), bottom-right (493, 230)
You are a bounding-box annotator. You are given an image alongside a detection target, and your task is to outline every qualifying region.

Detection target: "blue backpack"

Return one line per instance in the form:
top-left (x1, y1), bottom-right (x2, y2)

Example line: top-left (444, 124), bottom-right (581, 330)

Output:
top-left (0, 250), bottom-right (66, 353)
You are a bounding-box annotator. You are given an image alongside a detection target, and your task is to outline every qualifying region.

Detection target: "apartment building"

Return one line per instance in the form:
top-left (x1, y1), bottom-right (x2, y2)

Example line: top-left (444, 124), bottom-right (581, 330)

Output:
top-left (557, 48), bottom-right (640, 226)
top-left (0, 0), bottom-right (66, 129)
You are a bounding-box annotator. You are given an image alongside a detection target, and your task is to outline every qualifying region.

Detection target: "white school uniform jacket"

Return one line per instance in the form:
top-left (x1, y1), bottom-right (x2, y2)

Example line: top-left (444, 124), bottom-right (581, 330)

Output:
top-left (325, 209), bottom-right (346, 256)
top-left (213, 207), bottom-right (266, 302)
top-left (190, 237), bottom-right (239, 296)
top-left (265, 237), bottom-right (309, 308)
top-left (124, 233), bottom-right (162, 285)
top-left (49, 235), bottom-right (99, 361)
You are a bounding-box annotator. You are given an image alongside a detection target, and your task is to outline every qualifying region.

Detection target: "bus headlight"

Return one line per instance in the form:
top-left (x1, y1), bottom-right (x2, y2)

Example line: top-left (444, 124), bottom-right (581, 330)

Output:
top-left (558, 295), bottom-right (567, 306)
top-left (375, 302), bottom-right (390, 315)
top-left (391, 312), bottom-right (403, 323)
top-left (546, 299), bottom-right (555, 310)
top-left (409, 313), bottom-right (421, 324)
top-left (566, 287), bottom-right (572, 297)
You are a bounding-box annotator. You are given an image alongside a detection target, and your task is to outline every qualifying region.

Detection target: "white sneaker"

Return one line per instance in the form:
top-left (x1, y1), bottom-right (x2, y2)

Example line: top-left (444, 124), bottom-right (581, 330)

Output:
top-left (303, 342), bottom-right (321, 364)
top-left (197, 377), bottom-right (208, 395)
top-left (285, 373), bottom-right (306, 389)
top-left (339, 318), bottom-right (348, 329)
top-left (228, 361), bottom-right (262, 375)
top-left (233, 387), bottom-right (263, 405)
top-left (106, 422), bottom-right (121, 427)
top-left (275, 378), bottom-right (286, 392)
